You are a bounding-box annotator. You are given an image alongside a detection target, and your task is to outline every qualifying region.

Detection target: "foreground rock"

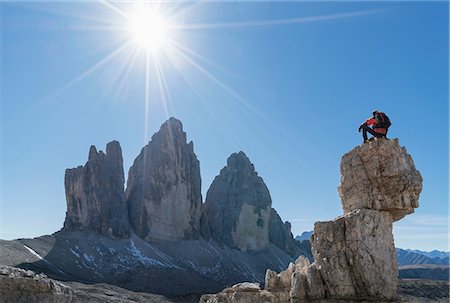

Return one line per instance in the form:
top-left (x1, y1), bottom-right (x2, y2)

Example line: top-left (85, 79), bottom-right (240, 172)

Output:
top-left (338, 138), bottom-right (422, 221)
top-left (64, 141), bottom-right (130, 238)
top-left (310, 209), bottom-right (397, 299)
top-left (126, 117), bottom-right (202, 242)
top-left (0, 265), bottom-right (74, 303)
top-left (200, 279), bottom-right (449, 303)
top-left (0, 265), bottom-right (180, 303)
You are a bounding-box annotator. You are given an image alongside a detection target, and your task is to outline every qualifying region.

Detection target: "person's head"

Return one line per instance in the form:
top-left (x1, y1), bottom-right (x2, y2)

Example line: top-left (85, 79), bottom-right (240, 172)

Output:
top-left (372, 110), bottom-right (379, 117)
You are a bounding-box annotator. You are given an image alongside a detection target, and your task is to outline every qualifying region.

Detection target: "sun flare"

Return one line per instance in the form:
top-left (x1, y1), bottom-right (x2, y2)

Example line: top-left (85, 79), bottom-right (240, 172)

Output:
top-left (127, 9), bottom-right (170, 51)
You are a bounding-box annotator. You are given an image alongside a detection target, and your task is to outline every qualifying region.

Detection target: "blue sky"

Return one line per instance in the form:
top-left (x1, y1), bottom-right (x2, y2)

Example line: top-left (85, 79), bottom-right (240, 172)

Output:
top-left (1, 1), bottom-right (448, 251)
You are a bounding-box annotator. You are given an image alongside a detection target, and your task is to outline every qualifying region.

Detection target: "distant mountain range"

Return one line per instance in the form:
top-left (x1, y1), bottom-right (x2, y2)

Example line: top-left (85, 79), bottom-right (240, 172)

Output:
top-left (396, 248), bottom-right (449, 266)
top-left (295, 231), bottom-right (313, 242)
top-left (404, 249), bottom-right (450, 260)
top-left (296, 231), bottom-right (449, 266)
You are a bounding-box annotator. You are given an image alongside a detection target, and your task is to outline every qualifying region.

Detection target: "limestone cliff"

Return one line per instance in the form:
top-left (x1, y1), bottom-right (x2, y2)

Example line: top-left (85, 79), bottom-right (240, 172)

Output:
top-left (126, 117), bottom-right (202, 242)
top-left (63, 141), bottom-right (130, 238)
top-left (203, 151), bottom-right (271, 252)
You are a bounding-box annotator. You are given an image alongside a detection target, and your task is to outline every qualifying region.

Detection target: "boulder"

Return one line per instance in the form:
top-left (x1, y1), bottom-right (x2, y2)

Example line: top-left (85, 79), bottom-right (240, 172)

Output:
top-left (200, 282), bottom-right (289, 303)
top-left (203, 151), bottom-right (271, 252)
top-left (126, 117), bottom-right (202, 242)
top-left (0, 265), bottom-right (74, 303)
top-left (63, 141), bottom-right (130, 238)
top-left (338, 138), bottom-right (422, 221)
top-left (265, 262), bottom-right (294, 292)
top-left (310, 208), bottom-right (397, 300)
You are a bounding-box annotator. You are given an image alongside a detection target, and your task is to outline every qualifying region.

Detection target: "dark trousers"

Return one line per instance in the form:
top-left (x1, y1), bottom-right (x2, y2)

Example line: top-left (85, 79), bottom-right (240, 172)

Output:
top-left (362, 125), bottom-right (387, 141)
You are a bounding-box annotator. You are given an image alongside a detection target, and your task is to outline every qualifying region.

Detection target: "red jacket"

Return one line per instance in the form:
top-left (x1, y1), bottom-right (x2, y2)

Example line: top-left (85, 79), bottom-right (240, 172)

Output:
top-left (365, 117), bottom-right (387, 135)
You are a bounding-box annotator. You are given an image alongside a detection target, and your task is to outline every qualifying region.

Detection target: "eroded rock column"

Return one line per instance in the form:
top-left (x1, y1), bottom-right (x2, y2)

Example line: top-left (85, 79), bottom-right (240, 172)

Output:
top-left (126, 117), bottom-right (202, 242)
top-left (64, 141), bottom-right (130, 238)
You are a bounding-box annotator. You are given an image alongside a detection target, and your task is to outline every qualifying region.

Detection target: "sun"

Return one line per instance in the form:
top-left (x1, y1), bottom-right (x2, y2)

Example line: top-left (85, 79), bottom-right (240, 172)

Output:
top-left (127, 8), bottom-right (170, 52)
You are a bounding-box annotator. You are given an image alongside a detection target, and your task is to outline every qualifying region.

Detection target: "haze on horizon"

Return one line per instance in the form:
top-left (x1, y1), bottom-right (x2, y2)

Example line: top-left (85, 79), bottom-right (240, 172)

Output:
top-left (1, 1), bottom-right (448, 251)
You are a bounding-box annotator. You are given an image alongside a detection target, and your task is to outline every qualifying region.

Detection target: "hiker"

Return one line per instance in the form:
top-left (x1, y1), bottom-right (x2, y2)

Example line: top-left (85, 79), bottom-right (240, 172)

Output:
top-left (358, 110), bottom-right (391, 143)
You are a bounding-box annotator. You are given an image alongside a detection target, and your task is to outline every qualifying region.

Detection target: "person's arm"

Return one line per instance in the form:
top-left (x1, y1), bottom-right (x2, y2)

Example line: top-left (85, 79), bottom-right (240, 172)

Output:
top-left (365, 118), bottom-right (376, 127)
top-left (359, 117), bottom-right (374, 132)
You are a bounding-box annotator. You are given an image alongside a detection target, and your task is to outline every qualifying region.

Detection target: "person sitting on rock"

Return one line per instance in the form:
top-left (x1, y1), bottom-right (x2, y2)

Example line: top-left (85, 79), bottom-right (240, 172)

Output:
top-left (358, 110), bottom-right (391, 143)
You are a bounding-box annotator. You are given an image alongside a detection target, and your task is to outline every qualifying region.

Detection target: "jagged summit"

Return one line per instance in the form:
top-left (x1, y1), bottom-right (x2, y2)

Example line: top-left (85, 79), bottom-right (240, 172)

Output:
top-left (204, 151), bottom-right (271, 252)
top-left (150, 117), bottom-right (189, 146)
top-left (126, 117), bottom-right (202, 242)
top-left (64, 140), bottom-right (129, 239)
top-left (225, 151), bottom-right (255, 172)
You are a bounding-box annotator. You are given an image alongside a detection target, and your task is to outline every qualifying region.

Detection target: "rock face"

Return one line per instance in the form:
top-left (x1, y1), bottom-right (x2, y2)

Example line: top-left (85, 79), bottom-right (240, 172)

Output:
top-left (338, 138), bottom-right (422, 221)
top-left (126, 117), bottom-right (202, 242)
top-left (64, 141), bottom-right (130, 238)
top-left (310, 209), bottom-right (397, 299)
top-left (201, 138), bottom-right (422, 302)
top-left (204, 151), bottom-right (272, 252)
top-left (269, 209), bottom-right (312, 259)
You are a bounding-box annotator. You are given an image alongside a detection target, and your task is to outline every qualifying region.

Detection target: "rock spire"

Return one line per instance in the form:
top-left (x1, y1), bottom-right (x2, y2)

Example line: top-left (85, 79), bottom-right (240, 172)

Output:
top-left (126, 117), bottom-right (202, 242)
top-left (64, 141), bottom-right (130, 238)
top-left (203, 151), bottom-right (272, 252)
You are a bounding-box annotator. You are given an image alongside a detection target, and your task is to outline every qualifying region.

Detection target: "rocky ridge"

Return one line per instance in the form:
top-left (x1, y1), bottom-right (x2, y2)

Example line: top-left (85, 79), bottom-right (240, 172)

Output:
top-left (200, 138), bottom-right (423, 302)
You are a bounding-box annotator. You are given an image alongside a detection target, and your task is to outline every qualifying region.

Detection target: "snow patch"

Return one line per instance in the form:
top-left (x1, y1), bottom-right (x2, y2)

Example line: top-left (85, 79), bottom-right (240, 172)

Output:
top-left (23, 245), bottom-right (43, 260)
top-left (83, 253), bottom-right (95, 263)
top-left (70, 248), bottom-right (80, 258)
top-left (128, 239), bottom-right (179, 268)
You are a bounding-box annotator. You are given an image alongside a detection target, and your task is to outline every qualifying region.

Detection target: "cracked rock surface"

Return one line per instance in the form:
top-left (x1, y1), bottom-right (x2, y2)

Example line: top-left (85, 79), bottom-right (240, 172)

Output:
top-left (338, 138), bottom-right (422, 221)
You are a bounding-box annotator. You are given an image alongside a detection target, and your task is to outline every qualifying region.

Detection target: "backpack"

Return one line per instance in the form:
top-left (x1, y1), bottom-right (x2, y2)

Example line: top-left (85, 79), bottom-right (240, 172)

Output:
top-left (375, 112), bottom-right (391, 129)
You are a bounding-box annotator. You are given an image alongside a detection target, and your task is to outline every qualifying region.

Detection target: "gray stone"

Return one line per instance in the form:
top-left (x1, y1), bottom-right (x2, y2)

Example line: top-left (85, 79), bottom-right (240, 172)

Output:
top-left (265, 262), bottom-right (294, 292)
top-left (311, 209), bottom-right (397, 300)
top-left (0, 265), bottom-right (74, 303)
top-left (126, 117), bottom-right (202, 242)
top-left (64, 141), bottom-right (130, 238)
top-left (338, 138), bottom-right (422, 221)
top-left (204, 151), bottom-right (271, 252)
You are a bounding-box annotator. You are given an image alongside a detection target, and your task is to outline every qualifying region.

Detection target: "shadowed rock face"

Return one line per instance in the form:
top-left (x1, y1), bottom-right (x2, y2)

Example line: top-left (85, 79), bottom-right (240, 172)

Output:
top-left (268, 208), bottom-right (312, 259)
top-left (64, 141), bottom-right (130, 238)
top-left (126, 117), bottom-right (202, 242)
top-left (338, 138), bottom-right (422, 221)
top-left (204, 152), bottom-right (272, 252)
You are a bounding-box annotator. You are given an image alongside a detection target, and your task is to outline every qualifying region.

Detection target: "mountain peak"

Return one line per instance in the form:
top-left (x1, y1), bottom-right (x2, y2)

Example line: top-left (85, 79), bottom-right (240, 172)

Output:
top-left (226, 151), bottom-right (255, 172)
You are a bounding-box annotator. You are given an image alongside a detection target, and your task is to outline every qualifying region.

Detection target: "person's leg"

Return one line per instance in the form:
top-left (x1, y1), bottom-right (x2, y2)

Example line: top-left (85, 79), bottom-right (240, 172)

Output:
top-left (361, 125), bottom-right (376, 141)
top-left (362, 127), bottom-right (368, 141)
